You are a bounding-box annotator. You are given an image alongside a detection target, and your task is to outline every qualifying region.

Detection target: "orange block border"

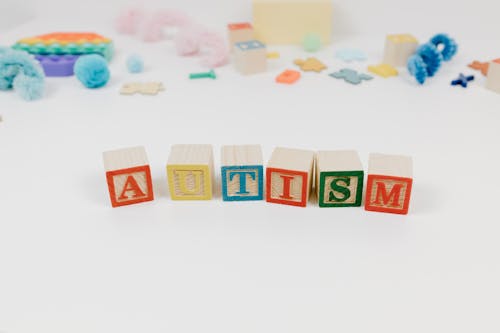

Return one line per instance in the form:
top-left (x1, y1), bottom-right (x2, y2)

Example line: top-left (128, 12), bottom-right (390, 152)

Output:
top-left (266, 168), bottom-right (308, 207)
top-left (365, 175), bottom-right (412, 215)
top-left (106, 165), bottom-right (154, 207)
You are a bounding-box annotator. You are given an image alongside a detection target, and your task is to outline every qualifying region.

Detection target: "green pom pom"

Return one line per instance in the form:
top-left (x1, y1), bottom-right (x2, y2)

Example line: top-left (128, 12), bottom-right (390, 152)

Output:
top-left (303, 33), bottom-right (321, 52)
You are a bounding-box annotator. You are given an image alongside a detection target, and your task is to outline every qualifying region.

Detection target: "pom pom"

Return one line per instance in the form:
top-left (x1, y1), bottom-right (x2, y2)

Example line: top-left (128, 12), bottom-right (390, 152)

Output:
top-left (13, 73), bottom-right (44, 101)
top-left (126, 54), bottom-right (144, 73)
top-left (175, 26), bottom-right (202, 55)
top-left (430, 33), bottom-right (458, 61)
top-left (416, 43), bottom-right (442, 77)
top-left (0, 47), bottom-right (45, 100)
top-left (199, 31), bottom-right (229, 68)
top-left (74, 54), bottom-right (110, 89)
top-left (303, 33), bottom-right (321, 52)
top-left (407, 55), bottom-right (428, 85)
top-left (115, 8), bottom-right (145, 34)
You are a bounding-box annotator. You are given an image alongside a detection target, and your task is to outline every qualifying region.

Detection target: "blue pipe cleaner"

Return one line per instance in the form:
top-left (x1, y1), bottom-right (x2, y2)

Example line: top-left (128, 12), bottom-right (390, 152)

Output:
top-left (407, 34), bottom-right (457, 85)
top-left (0, 47), bottom-right (45, 100)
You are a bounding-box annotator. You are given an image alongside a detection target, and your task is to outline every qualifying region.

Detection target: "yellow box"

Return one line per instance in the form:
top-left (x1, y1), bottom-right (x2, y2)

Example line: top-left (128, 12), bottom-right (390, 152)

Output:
top-left (253, 0), bottom-right (332, 45)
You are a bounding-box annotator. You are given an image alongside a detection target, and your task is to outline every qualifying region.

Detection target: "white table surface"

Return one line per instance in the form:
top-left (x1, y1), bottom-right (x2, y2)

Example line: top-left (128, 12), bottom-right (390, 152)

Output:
top-left (1, 17), bottom-right (499, 333)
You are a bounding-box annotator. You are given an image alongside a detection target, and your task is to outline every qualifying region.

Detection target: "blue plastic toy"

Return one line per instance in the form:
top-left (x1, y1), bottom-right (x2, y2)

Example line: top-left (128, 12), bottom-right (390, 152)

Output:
top-left (451, 73), bottom-right (474, 88)
top-left (0, 47), bottom-right (45, 101)
top-left (74, 54), bottom-right (110, 89)
top-left (126, 54), bottom-right (144, 73)
top-left (407, 34), bottom-right (458, 85)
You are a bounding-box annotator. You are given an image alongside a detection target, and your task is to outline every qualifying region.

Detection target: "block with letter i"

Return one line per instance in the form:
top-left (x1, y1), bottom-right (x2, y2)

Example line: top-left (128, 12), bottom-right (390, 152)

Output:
top-left (221, 145), bottom-right (264, 201)
top-left (103, 146), bottom-right (154, 208)
top-left (316, 150), bottom-right (364, 208)
top-left (365, 153), bottom-right (413, 215)
top-left (266, 147), bottom-right (315, 207)
top-left (167, 144), bottom-right (214, 200)
top-left (234, 40), bottom-right (267, 75)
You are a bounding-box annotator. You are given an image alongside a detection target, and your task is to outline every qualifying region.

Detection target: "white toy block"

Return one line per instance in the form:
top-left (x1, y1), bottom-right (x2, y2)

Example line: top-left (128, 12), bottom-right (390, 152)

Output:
top-left (103, 146), bottom-right (154, 207)
top-left (234, 40), bottom-right (267, 75)
top-left (221, 145), bottom-right (264, 201)
top-left (266, 147), bottom-right (315, 207)
top-left (167, 144), bottom-right (214, 200)
top-left (316, 150), bottom-right (364, 208)
top-left (365, 153), bottom-right (413, 215)
top-left (486, 60), bottom-right (500, 94)
top-left (253, 0), bottom-right (332, 45)
top-left (383, 34), bottom-right (419, 67)
top-left (228, 22), bottom-right (254, 48)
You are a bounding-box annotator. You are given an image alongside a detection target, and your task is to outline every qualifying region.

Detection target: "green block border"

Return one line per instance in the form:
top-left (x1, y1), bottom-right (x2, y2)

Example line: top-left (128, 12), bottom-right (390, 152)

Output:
top-left (318, 171), bottom-right (364, 207)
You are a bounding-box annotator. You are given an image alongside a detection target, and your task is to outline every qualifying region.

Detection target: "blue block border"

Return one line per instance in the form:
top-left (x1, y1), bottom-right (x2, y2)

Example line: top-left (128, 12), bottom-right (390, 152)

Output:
top-left (221, 165), bottom-right (264, 201)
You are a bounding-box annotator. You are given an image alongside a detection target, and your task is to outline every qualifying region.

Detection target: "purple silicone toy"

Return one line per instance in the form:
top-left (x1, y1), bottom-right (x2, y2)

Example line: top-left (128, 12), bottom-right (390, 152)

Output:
top-left (35, 54), bottom-right (79, 77)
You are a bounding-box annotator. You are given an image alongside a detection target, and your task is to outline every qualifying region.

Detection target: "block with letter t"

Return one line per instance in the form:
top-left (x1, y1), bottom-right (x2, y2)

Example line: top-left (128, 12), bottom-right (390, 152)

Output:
top-left (221, 145), bottom-right (264, 201)
top-left (316, 150), bottom-right (364, 208)
top-left (103, 146), bottom-right (154, 208)
top-left (365, 153), bottom-right (413, 215)
top-left (266, 147), bottom-right (315, 207)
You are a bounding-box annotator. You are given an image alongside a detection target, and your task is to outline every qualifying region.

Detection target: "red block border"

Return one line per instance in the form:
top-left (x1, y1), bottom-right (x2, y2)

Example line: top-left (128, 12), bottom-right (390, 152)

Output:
top-left (106, 165), bottom-right (154, 208)
top-left (365, 175), bottom-right (413, 215)
top-left (266, 168), bottom-right (308, 207)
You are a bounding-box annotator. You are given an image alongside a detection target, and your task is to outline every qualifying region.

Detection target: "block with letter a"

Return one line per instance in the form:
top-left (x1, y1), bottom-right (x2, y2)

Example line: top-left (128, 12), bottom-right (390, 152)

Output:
top-left (365, 153), bottom-right (413, 215)
top-left (266, 147), bottom-right (315, 207)
top-left (103, 146), bottom-right (154, 207)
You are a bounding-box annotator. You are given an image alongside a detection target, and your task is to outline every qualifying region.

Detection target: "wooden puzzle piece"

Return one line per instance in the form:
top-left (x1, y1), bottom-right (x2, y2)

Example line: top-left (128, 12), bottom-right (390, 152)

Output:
top-left (120, 82), bottom-right (165, 95)
top-left (335, 49), bottom-right (367, 62)
top-left (276, 69), bottom-right (301, 84)
top-left (367, 64), bottom-right (398, 78)
top-left (329, 68), bottom-right (373, 85)
top-left (294, 57), bottom-right (327, 72)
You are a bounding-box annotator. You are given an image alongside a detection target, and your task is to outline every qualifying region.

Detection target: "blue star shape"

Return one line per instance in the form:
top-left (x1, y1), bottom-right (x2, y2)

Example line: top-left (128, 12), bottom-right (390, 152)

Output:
top-left (451, 73), bottom-right (474, 88)
top-left (329, 68), bottom-right (373, 85)
top-left (335, 49), bottom-right (367, 62)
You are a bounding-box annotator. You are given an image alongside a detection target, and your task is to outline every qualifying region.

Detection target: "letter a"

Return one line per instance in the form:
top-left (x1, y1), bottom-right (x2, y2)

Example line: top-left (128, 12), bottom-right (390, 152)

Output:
top-left (118, 175), bottom-right (146, 200)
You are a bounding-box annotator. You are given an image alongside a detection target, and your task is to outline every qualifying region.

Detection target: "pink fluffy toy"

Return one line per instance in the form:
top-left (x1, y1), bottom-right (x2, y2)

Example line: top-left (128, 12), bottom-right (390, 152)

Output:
top-left (175, 26), bottom-right (229, 68)
top-left (115, 8), bottom-right (146, 35)
top-left (140, 9), bottom-right (192, 42)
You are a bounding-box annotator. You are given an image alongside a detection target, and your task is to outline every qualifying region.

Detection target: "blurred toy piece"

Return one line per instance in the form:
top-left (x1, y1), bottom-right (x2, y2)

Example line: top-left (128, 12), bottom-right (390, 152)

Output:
top-left (383, 34), bottom-right (418, 67)
top-left (267, 52), bottom-right (280, 59)
top-left (407, 33), bottom-right (458, 85)
top-left (294, 57), bottom-right (326, 72)
top-left (0, 47), bottom-right (45, 101)
top-left (303, 33), bottom-right (321, 52)
top-left (335, 49), bottom-right (366, 62)
top-left (451, 73), bottom-right (474, 88)
top-left (276, 70), bottom-right (301, 84)
top-left (120, 82), bottom-right (165, 95)
top-left (126, 54), bottom-right (144, 73)
top-left (227, 23), bottom-right (254, 49)
top-left (486, 59), bottom-right (500, 94)
top-left (35, 55), bottom-right (79, 77)
top-left (368, 63), bottom-right (398, 78)
top-left (234, 40), bottom-right (267, 75)
top-left (253, 0), bottom-right (332, 45)
top-left (330, 68), bottom-right (373, 85)
top-left (189, 70), bottom-right (217, 80)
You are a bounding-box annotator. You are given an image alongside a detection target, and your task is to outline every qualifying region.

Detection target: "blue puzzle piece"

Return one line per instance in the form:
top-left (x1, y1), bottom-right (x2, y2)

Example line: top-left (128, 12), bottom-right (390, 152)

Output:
top-left (235, 40), bottom-right (266, 51)
top-left (451, 73), bottom-right (474, 88)
top-left (329, 68), bottom-right (373, 85)
top-left (335, 49), bottom-right (367, 62)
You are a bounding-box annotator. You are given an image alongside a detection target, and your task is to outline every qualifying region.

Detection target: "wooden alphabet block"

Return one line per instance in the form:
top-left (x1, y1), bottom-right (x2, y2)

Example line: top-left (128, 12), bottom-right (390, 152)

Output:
top-left (383, 34), bottom-right (418, 67)
top-left (316, 151), bottom-right (364, 208)
top-left (228, 23), bottom-right (254, 48)
top-left (486, 59), bottom-right (500, 94)
top-left (103, 146), bottom-right (154, 207)
top-left (234, 40), bottom-right (267, 75)
top-left (221, 145), bottom-right (264, 201)
top-left (167, 145), bottom-right (214, 200)
top-left (253, 0), bottom-right (332, 45)
top-left (266, 147), bottom-right (315, 207)
top-left (365, 153), bottom-right (413, 215)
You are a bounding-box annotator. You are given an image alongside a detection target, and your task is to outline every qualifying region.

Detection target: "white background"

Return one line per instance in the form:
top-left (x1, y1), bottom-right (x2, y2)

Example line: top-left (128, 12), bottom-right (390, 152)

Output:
top-left (1, 0), bottom-right (500, 332)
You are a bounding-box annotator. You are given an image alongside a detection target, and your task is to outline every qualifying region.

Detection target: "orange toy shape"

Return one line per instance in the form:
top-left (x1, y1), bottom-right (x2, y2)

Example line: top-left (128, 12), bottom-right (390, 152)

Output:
top-left (276, 70), bottom-right (301, 84)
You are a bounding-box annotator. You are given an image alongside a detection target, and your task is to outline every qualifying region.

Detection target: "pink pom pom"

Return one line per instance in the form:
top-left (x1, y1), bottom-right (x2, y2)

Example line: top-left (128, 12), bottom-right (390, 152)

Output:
top-left (140, 19), bottom-right (165, 42)
top-left (200, 32), bottom-right (229, 68)
top-left (115, 8), bottom-right (145, 35)
top-left (175, 25), bottom-right (203, 55)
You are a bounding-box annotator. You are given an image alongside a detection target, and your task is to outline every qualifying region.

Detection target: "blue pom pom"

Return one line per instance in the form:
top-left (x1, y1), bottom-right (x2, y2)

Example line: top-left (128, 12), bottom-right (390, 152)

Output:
top-left (126, 54), bottom-right (144, 73)
top-left (416, 44), bottom-right (442, 77)
top-left (408, 55), bottom-right (428, 85)
top-left (0, 47), bottom-right (45, 100)
top-left (74, 54), bottom-right (110, 88)
top-left (430, 33), bottom-right (458, 61)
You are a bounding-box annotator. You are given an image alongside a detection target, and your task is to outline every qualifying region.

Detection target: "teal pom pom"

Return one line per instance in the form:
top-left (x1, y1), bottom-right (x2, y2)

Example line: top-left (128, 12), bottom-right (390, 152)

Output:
top-left (74, 54), bottom-right (110, 88)
top-left (126, 54), bottom-right (144, 73)
top-left (0, 47), bottom-right (45, 100)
